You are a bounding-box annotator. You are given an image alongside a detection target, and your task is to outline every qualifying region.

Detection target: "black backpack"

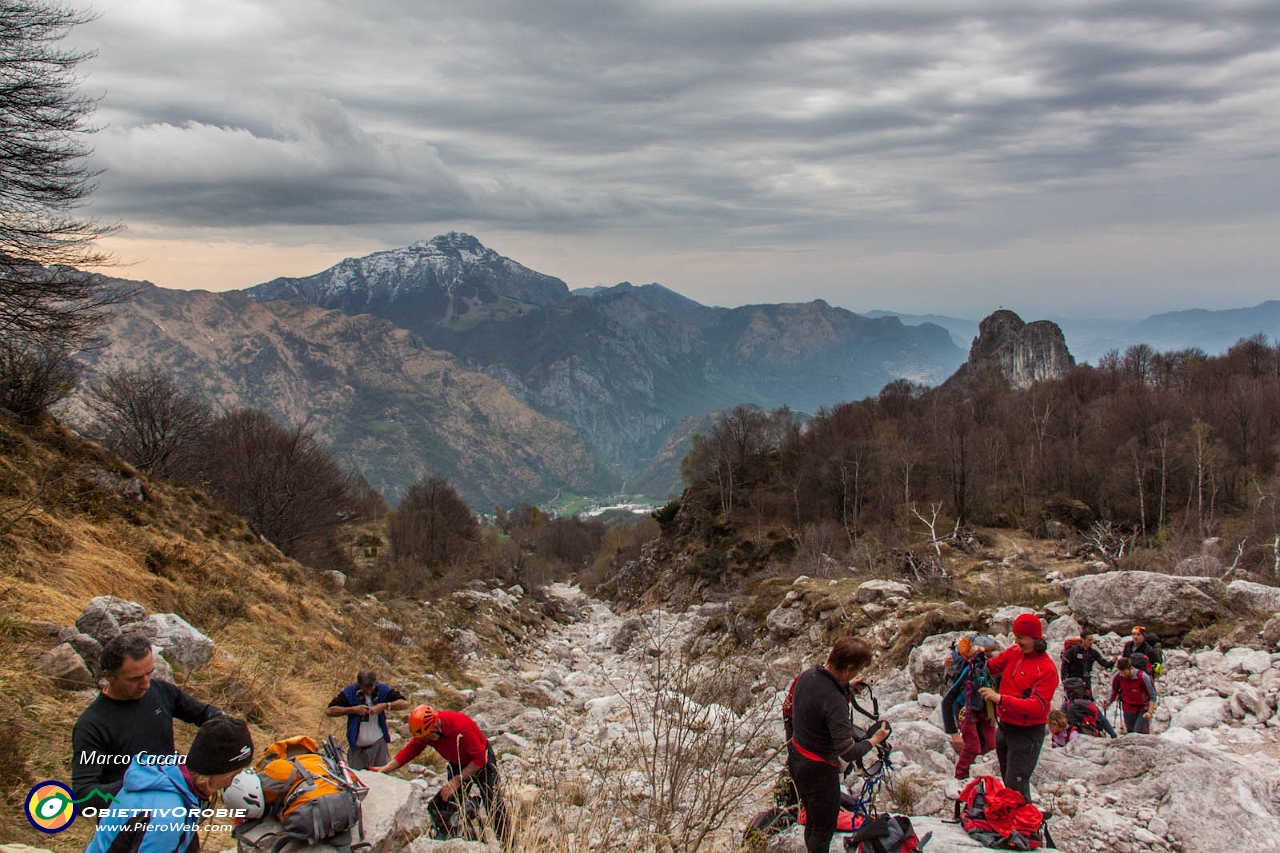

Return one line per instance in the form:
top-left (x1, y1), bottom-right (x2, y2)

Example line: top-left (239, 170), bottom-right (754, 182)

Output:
top-left (1061, 677), bottom-right (1091, 701)
top-left (844, 813), bottom-right (930, 853)
top-left (1065, 699), bottom-right (1102, 736)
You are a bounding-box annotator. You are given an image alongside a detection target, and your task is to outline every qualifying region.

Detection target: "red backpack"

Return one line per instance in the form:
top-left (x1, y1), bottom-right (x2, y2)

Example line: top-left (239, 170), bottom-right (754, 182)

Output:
top-left (954, 776), bottom-right (1054, 849)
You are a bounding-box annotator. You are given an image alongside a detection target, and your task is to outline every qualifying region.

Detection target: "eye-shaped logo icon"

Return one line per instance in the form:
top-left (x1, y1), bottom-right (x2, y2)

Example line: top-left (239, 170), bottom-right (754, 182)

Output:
top-left (24, 781), bottom-right (77, 833)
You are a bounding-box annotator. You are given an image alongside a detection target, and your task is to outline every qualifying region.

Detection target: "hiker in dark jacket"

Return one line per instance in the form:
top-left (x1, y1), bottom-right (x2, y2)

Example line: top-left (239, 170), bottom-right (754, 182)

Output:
top-left (85, 716), bottom-right (253, 853)
top-left (942, 634), bottom-right (1000, 780)
top-left (787, 637), bottom-right (889, 853)
top-left (1117, 627), bottom-right (1161, 671)
top-left (72, 634), bottom-right (221, 810)
top-left (1060, 633), bottom-right (1113, 683)
top-left (1060, 633), bottom-right (1117, 737)
top-left (979, 614), bottom-right (1058, 801)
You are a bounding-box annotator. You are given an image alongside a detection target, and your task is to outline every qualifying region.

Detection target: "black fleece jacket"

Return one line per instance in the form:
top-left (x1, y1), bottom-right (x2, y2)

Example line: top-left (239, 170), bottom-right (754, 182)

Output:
top-left (789, 665), bottom-right (873, 766)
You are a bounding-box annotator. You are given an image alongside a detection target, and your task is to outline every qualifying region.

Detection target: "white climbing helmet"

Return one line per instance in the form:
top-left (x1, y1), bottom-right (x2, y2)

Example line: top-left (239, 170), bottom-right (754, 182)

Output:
top-left (223, 769), bottom-right (265, 819)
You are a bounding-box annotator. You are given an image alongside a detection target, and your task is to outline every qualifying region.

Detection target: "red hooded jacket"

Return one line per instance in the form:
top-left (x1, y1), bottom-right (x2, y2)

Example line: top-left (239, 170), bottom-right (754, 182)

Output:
top-left (987, 645), bottom-right (1058, 726)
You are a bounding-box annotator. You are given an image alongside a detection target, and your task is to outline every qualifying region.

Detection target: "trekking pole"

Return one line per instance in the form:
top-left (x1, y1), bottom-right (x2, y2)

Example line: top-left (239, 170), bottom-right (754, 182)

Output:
top-left (326, 735), bottom-right (368, 798)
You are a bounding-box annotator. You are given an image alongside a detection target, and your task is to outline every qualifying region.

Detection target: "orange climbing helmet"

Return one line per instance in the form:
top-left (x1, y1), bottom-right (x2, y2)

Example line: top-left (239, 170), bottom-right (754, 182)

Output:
top-left (408, 704), bottom-right (440, 739)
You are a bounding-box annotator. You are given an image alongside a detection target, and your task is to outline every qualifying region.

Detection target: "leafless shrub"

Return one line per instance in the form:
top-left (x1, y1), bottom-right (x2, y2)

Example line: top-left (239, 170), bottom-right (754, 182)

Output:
top-left (593, 618), bottom-right (780, 852)
top-left (83, 365), bottom-right (212, 479)
top-left (789, 521), bottom-right (847, 578)
top-left (0, 339), bottom-right (77, 420)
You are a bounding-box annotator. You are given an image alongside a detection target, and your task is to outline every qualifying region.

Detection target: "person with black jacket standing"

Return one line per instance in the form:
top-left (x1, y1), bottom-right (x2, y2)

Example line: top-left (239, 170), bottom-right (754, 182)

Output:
top-left (1060, 633), bottom-right (1112, 683)
top-left (71, 633), bottom-right (222, 810)
top-left (787, 637), bottom-right (889, 853)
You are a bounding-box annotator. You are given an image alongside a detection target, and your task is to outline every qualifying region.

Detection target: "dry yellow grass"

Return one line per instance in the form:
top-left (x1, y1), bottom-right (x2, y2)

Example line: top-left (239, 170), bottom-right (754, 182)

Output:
top-left (0, 417), bottom-right (459, 851)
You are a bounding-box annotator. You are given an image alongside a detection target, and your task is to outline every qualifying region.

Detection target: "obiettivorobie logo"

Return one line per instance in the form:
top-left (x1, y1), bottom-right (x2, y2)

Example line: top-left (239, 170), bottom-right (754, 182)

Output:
top-left (24, 781), bottom-right (88, 833)
top-left (24, 781), bottom-right (249, 835)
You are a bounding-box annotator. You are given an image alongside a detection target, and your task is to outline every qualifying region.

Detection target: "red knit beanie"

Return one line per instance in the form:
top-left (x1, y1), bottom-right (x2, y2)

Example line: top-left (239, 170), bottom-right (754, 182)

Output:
top-left (1012, 613), bottom-right (1043, 639)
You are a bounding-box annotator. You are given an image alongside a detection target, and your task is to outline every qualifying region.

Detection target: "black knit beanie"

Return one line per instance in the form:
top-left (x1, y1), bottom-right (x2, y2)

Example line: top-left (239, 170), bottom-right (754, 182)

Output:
top-left (186, 716), bottom-right (254, 776)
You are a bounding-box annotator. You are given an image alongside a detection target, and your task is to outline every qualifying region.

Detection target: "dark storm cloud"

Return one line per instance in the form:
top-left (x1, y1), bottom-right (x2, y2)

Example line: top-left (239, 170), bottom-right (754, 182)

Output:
top-left (74, 0), bottom-right (1280, 243)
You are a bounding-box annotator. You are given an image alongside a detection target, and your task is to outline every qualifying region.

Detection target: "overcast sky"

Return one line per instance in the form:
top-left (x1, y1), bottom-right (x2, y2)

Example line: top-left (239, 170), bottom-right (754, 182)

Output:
top-left (69, 0), bottom-right (1280, 319)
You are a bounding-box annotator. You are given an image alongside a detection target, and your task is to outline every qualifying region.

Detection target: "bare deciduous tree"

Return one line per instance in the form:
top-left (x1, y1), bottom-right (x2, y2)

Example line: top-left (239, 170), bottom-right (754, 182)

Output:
top-left (1, 1), bottom-right (132, 351)
top-left (196, 408), bottom-right (358, 561)
top-left (83, 365), bottom-right (212, 478)
top-left (388, 475), bottom-right (478, 568)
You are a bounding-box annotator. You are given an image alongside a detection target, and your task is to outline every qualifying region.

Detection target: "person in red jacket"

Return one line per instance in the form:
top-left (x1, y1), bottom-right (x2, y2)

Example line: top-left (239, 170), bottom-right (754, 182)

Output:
top-left (374, 705), bottom-right (509, 845)
top-left (1104, 656), bottom-right (1157, 734)
top-left (978, 613), bottom-right (1058, 801)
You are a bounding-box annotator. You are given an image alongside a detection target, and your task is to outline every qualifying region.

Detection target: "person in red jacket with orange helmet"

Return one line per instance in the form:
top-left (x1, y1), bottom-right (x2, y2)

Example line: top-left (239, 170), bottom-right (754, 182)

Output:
top-left (374, 705), bottom-right (509, 845)
top-left (978, 613), bottom-right (1058, 801)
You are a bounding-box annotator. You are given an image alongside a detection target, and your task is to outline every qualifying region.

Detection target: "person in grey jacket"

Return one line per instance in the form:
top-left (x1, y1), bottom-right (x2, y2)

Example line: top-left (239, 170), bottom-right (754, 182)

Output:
top-left (786, 637), bottom-right (890, 853)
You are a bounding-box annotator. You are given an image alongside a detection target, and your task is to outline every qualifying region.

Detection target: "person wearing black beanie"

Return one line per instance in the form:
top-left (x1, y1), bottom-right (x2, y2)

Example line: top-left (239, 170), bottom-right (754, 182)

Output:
top-left (187, 715), bottom-right (254, 778)
top-left (85, 717), bottom-right (255, 853)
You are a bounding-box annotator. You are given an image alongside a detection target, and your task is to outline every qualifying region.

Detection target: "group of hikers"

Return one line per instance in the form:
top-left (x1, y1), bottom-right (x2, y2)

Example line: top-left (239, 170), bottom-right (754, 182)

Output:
top-left (69, 633), bottom-right (508, 853)
top-left (68, 617), bottom-right (1164, 853)
top-left (783, 619), bottom-right (1165, 853)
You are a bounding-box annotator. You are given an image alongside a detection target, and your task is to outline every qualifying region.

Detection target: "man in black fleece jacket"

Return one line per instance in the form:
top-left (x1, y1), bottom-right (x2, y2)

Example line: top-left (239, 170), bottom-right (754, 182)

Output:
top-left (787, 637), bottom-right (889, 853)
top-left (71, 633), bottom-right (221, 810)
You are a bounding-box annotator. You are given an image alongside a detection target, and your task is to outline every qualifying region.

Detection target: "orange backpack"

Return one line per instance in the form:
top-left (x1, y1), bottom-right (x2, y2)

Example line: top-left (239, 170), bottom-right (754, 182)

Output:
top-left (253, 736), bottom-right (363, 848)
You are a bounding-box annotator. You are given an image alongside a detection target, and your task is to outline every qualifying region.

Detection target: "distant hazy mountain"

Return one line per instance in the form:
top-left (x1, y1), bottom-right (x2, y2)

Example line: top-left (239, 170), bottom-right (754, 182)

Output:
top-left (864, 310), bottom-right (976, 349)
top-left (1061, 301), bottom-right (1280, 363)
top-left (76, 283), bottom-right (616, 507)
top-left (244, 234), bottom-right (966, 480)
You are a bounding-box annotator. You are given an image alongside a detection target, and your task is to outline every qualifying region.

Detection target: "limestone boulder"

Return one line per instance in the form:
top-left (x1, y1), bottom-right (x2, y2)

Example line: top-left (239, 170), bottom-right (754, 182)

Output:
top-left (873, 667), bottom-right (917, 709)
top-left (888, 720), bottom-right (954, 776)
top-left (611, 616), bottom-right (647, 653)
top-left (37, 643), bottom-right (95, 689)
top-left (145, 613), bottom-right (214, 670)
top-left (151, 646), bottom-right (174, 682)
top-left (75, 604), bottom-right (121, 645)
top-left (56, 627), bottom-right (102, 675)
top-left (856, 579), bottom-right (912, 604)
top-left (1034, 736), bottom-right (1280, 852)
top-left (1229, 683), bottom-right (1266, 720)
top-left (907, 632), bottom-right (969, 694)
top-left (766, 605), bottom-right (808, 640)
top-left (1044, 615), bottom-right (1082, 648)
top-left (1171, 696), bottom-right (1228, 731)
top-left (90, 595), bottom-right (147, 624)
top-left (1063, 571), bottom-right (1222, 635)
top-left (1225, 580), bottom-right (1280, 613)
top-left (1223, 647), bottom-right (1272, 675)
top-left (989, 605), bottom-right (1035, 636)
top-left (1263, 612), bottom-right (1280, 648)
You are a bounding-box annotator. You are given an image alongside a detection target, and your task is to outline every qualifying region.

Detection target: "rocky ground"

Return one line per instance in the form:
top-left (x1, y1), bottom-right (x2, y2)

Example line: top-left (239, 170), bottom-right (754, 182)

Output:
top-left (399, 577), bottom-right (1280, 853)
top-left (35, 573), bottom-right (1280, 853)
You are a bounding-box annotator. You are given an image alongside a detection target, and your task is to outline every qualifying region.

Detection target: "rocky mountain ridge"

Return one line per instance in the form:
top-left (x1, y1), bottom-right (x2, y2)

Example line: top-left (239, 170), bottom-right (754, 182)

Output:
top-left (240, 234), bottom-right (965, 479)
top-left (72, 282), bottom-right (614, 506)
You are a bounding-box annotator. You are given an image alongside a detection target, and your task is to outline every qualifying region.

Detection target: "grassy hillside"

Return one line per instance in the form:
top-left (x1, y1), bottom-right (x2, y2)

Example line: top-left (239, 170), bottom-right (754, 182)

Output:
top-left (0, 415), bottom-right (476, 851)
